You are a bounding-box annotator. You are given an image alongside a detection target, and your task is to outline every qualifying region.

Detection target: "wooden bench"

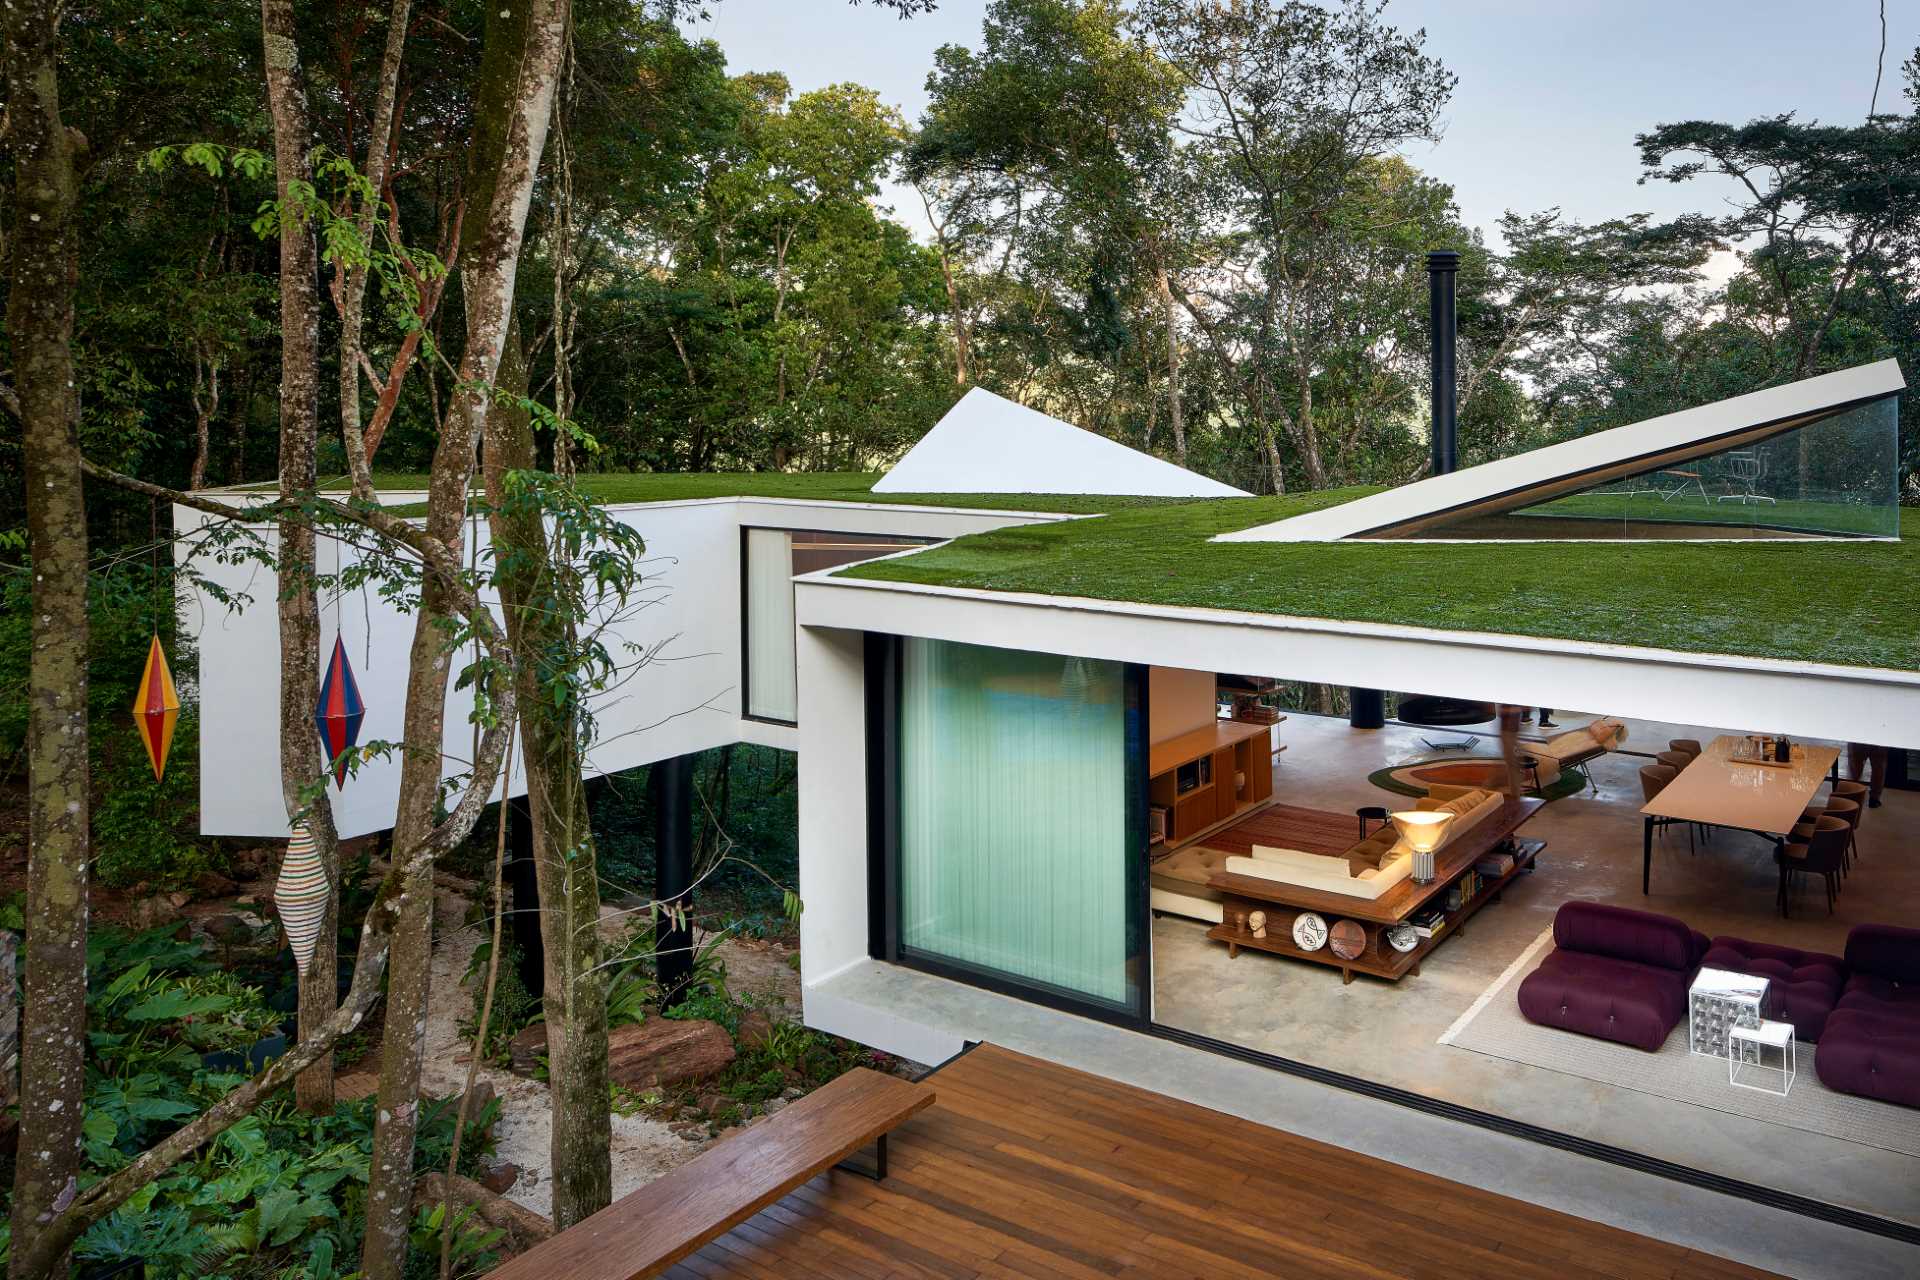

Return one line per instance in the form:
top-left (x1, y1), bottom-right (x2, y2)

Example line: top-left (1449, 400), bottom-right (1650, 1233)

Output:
top-left (486, 1066), bottom-right (935, 1280)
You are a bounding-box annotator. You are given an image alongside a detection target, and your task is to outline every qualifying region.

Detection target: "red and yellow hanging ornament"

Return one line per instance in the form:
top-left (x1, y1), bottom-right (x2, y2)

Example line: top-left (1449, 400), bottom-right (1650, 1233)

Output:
top-left (132, 635), bottom-right (181, 780)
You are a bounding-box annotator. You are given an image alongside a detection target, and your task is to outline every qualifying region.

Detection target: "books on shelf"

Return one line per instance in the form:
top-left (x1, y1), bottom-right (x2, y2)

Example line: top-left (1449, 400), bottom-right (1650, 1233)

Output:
top-left (1444, 870), bottom-right (1481, 912)
top-left (1474, 852), bottom-right (1515, 878)
top-left (1410, 907), bottom-right (1448, 938)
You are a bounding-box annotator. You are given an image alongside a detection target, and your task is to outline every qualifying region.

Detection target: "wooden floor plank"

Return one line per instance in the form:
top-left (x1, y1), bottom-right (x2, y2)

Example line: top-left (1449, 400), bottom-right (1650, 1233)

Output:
top-left (665, 1044), bottom-right (1776, 1280)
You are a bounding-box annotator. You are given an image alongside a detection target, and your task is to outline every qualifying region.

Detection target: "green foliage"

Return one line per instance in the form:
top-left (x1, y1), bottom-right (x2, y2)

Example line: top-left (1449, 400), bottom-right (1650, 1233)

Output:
top-left (0, 929), bottom-right (500, 1278)
top-left (462, 935), bottom-right (543, 1059)
top-left (405, 1202), bottom-right (503, 1280)
top-left (595, 916), bottom-right (735, 1031)
top-left (0, 560), bottom-right (214, 885)
top-left (592, 744), bottom-right (809, 937)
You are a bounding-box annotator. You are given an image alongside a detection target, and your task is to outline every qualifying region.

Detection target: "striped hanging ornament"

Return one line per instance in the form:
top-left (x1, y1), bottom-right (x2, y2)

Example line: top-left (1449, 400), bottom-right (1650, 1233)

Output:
top-left (276, 822), bottom-right (329, 976)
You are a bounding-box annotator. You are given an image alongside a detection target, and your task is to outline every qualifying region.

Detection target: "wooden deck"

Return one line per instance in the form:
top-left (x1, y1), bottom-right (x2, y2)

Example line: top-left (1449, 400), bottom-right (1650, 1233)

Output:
top-left (668, 1043), bottom-right (1774, 1280)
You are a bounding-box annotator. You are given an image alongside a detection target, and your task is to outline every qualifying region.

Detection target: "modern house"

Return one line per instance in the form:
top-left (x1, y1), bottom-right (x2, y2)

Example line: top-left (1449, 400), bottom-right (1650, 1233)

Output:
top-left (182, 359), bottom-right (1920, 1276)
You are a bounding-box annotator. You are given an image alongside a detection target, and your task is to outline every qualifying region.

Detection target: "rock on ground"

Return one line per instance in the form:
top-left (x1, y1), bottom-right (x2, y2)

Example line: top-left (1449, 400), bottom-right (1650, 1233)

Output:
top-left (605, 1018), bottom-right (734, 1091)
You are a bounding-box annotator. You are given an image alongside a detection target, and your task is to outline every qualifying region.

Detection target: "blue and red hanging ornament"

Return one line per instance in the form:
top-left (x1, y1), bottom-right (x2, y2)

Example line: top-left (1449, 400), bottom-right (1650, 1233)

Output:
top-left (313, 636), bottom-right (366, 789)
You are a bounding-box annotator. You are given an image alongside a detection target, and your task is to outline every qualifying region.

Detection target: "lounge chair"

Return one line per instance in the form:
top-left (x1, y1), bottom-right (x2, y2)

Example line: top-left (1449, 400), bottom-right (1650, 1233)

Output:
top-left (1526, 718), bottom-right (1627, 792)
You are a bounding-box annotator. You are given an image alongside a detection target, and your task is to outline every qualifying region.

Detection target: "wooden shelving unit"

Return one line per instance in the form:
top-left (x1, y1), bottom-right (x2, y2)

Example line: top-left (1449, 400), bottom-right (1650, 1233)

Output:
top-left (1205, 824), bottom-right (1546, 985)
top-left (1149, 721), bottom-right (1276, 847)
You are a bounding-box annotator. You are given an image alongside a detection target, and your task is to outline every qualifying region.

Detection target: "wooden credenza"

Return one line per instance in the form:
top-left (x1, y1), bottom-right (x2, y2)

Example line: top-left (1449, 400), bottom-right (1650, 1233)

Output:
top-left (1149, 721), bottom-right (1275, 847)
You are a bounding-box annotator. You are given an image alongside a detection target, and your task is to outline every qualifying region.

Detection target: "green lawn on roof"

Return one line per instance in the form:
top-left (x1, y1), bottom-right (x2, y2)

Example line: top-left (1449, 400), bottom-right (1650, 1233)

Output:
top-left (315, 471), bottom-right (1176, 516)
top-left (835, 489), bottom-right (1920, 674)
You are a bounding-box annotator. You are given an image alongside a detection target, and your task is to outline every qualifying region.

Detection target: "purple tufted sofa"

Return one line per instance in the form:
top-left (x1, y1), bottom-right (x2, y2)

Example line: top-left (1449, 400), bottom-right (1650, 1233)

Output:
top-left (1699, 935), bottom-right (1846, 1042)
top-left (1517, 902), bottom-right (1709, 1051)
top-left (1517, 907), bottom-right (1919, 1107)
top-left (1815, 925), bottom-right (1920, 1108)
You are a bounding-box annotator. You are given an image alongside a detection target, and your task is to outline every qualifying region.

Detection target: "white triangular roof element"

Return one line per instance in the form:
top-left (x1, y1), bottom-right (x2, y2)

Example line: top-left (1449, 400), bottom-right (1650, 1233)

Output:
top-left (1215, 359), bottom-right (1907, 542)
top-left (874, 387), bottom-right (1248, 498)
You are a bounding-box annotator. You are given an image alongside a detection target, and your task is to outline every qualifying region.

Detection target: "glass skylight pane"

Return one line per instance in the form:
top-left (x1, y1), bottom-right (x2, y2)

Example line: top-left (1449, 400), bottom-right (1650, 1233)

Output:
top-left (1405, 394), bottom-right (1900, 541)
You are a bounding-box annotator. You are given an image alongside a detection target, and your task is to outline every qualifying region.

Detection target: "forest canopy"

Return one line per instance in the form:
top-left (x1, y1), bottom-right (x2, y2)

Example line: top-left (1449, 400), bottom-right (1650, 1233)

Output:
top-left (1, 0), bottom-right (1915, 521)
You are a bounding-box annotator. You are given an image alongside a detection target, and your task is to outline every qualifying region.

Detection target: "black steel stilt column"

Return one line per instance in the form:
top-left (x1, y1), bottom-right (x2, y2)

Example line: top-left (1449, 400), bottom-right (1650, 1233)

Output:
top-left (1348, 688), bottom-right (1386, 730)
top-left (652, 754), bottom-right (695, 1008)
top-left (1428, 249), bottom-right (1460, 478)
top-left (505, 795), bottom-right (545, 997)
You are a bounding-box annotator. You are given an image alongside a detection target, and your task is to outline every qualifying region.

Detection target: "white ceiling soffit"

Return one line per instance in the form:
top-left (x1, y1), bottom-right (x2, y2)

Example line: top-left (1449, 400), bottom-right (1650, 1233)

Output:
top-left (1214, 358), bottom-right (1907, 543)
top-left (873, 387), bottom-right (1249, 498)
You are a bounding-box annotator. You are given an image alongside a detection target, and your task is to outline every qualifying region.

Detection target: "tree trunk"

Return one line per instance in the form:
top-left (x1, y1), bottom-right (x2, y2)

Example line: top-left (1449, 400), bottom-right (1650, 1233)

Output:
top-left (914, 184), bottom-right (970, 386)
top-left (481, 325), bottom-right (612, 1231)
top-left (189, 351), bottom-right (218, 491)
top-left (360, 0), bottom-right (570, 1271)
top-left (4, 3), bottom-right (89, 1272)
top-left (1155, 262), bottom-right (1186, 465)
top-left (337, 0), bottom-right (414, 497)
top-left (938, 244), bottom-right (970, 386)
top-left (358, 431), bottom-right (480, 1274)
top-left (261, 0), bottom-right (344, 1117)
top-left (1292, 374), bottom-right (1327, 489)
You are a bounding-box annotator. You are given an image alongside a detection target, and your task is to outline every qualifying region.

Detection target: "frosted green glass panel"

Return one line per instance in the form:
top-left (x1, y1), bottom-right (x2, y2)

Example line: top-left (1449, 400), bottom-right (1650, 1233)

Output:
top-left (899, 639), bottom-right (1133, 1008)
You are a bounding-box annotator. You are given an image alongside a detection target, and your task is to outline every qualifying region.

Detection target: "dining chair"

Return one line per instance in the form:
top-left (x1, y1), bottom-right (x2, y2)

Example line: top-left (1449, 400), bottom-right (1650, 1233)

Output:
top-left (1656, 750), bottom-right (1693, 772)
top-left (1819, 795), bottom-right (1862, 874)
top-left (1776, 816), bottom-right (1848, 918)
top-left (1831, 779), bottom-right (1869, 864)
top-left (1639, 763), bottom-right (1694, 855)
top-left (1661, 741), bottom-right (1711, 842)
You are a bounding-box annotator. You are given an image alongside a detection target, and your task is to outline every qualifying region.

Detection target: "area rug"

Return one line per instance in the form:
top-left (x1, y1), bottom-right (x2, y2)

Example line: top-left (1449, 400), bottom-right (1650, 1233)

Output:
top-left (1439, 928), bottom-right (1920, 1157)
top-left (1367, 758), bottom-right (1587, 803)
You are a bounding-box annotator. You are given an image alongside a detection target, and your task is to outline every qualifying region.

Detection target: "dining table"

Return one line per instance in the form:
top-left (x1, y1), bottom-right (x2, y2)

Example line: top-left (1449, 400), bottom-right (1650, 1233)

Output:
top-left (1639, 735), bottom-right (1842, 893)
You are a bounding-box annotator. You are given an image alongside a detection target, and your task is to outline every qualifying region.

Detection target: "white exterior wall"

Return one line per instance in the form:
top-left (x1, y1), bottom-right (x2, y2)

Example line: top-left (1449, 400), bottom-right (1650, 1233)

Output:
top-left (181, 496), bottom-right (1067, 839)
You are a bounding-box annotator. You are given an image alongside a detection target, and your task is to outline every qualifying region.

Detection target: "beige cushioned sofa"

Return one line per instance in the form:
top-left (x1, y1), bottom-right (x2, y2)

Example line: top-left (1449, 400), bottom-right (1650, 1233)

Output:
top-left (1150, 785), bottom-right (1504, 923)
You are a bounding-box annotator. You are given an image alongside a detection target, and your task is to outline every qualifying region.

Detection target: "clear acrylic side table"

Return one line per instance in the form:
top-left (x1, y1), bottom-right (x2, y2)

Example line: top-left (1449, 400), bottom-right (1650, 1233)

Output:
top-left (1729, 1019), bottom-right (1795, 1096)
top-left (1689, 967), bottom-right (1770, 1058)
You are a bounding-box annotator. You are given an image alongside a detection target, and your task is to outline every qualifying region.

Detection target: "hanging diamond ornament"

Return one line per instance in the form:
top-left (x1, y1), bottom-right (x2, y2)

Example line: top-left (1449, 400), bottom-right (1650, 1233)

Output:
top-left (313, 636), bottom-right (366, 790)
top-left (132, 635), bottom-right (181, 781)
top-left (276, 822), bottom-right (329, 975)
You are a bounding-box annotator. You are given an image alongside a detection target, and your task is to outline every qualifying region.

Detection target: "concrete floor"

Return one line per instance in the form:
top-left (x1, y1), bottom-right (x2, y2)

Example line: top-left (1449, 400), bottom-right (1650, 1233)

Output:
top-left (1151, 710), bottom-right (1920, 1227)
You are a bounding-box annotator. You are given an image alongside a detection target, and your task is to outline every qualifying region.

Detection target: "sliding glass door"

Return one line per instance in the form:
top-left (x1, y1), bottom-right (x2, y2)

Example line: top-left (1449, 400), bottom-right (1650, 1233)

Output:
top-left (891, 637), bottom-right (1146, 1018)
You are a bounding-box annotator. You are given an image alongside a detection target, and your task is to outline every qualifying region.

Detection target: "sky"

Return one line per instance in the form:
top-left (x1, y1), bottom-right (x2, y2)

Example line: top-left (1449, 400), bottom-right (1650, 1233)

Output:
top-left (686, 0), bottom-right (1918, 274)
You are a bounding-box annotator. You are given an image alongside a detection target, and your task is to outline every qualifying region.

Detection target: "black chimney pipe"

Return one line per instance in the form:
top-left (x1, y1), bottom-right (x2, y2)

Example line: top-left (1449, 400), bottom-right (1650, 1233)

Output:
top-left (1428, 250), bottom-right (1459, 476)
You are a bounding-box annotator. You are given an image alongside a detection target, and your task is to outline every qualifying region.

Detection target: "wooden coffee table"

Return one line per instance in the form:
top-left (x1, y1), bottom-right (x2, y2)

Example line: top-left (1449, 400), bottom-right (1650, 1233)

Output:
top-left (1205, 797), bottom-right (1544, 984)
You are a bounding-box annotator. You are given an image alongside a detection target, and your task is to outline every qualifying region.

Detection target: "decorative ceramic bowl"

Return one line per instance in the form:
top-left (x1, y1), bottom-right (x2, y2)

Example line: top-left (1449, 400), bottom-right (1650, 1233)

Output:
top-left (1291, 912), bottom-right (1328, 952)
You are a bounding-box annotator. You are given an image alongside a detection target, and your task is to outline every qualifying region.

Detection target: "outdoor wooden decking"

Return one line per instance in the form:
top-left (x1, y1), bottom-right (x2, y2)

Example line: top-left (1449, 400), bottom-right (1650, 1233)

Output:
top-left (666, 1043), bottom-right (1774, 1280)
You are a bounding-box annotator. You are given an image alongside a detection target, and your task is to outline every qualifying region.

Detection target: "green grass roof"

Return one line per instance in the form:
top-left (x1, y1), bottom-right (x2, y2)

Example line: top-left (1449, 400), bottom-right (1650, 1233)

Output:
top-left (286, 471), bottom-right (1175, 515)
top-left (264, 471), bottom-right (1916, 671)
top-left (836, 489), bottom-right (1920, 674)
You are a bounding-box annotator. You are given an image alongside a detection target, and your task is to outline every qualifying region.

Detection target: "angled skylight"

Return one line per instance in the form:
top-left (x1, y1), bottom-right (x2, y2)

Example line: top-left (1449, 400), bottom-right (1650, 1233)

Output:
top-left (1215, 359), bottom-right (1906, 543)
top-left (875, 387), bottom-right (1249, 499)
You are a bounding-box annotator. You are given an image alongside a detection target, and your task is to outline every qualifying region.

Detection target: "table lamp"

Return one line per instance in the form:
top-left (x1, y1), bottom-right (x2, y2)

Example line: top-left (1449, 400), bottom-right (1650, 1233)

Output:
top-left (1390, 809), bottom-right (1454, 884)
